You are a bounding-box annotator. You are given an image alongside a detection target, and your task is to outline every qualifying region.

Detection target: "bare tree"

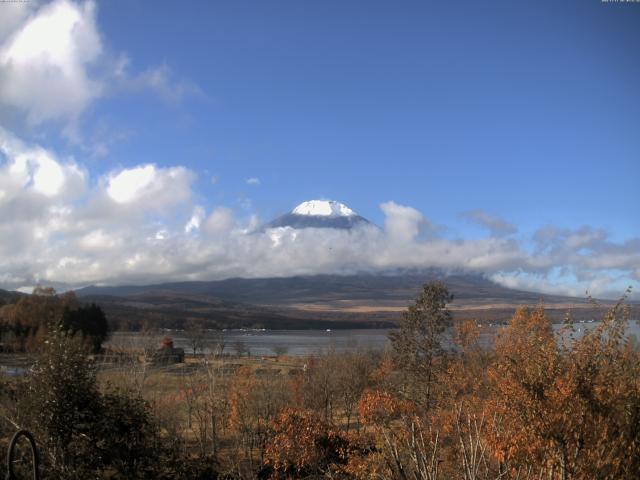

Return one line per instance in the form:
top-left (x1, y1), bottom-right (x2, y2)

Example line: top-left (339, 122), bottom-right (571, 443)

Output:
top-left (336, 349), bottom-right (375, 431)
top-left (133, 329), bottom-right (161, 395)
top-left (185, 320), bottom-right (205, 356)
top-left (206, 330), bottom-right (226, 357)
top-left (234, 339), bottom-right (249, 357)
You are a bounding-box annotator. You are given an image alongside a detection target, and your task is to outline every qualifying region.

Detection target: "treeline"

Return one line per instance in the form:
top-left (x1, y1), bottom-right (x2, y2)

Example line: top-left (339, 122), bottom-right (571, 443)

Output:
top-left (0, 283), bottom-right (638, 479)
top-left (0, 288), bottom-right (108, 353)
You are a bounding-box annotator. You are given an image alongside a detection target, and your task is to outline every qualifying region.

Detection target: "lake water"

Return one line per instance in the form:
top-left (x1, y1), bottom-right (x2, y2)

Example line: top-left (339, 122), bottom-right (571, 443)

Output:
top-left (109, 320), bottom-right (640, 357)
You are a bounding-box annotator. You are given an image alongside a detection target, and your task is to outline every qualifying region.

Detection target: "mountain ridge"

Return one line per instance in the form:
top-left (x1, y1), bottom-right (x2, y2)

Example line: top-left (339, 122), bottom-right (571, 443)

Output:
top-left (73, 272), bottom-right (636, 330)
top-left (75, 272), bottom-right (596, 307)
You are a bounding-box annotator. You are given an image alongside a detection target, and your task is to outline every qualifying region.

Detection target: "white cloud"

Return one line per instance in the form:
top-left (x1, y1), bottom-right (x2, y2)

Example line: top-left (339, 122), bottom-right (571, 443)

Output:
top-left (490, 272), bottom-right (584, 298)
top-left (0, 0), bottom-right (103, 124)
top-left (0, 131), bottom-right (637, 299)
top-left (79, 229), bottom-right (122, 251)
top-left (460, 209), bottom-right (516, 237)
top-left (0, 1), bottom-right (35, 42)
top-left (565, 227), bottom-right (607, 249)
top-left (246, 177), bottom-right (261, 186)
top-left (489, 271), bottom-right (629, 300)
top-left (380, 201), bottom-right (426, 243)
top-left (105, 164), bottom-right (194, 209)
top-left (204, 207), bottom-right (235, 234)
top-left (0, 126), bottom-right (85, 204)
top-left (106, 165), bottom-right (156, 204)
top-left (0, 0), bottom-right (200, 136)
top-left (185, 206), bottom-right (205, 233)
top-left (154, 229), bottom-right (168, 241)
top-left (124, 63), bottom-right (202, 103)
top-left (0, 130), bottom-right (200, 286)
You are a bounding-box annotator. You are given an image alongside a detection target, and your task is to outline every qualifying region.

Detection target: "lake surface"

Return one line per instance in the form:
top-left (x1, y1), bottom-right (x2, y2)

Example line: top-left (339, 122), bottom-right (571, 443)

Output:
top-left (109, 320), bottom-right (640, 357)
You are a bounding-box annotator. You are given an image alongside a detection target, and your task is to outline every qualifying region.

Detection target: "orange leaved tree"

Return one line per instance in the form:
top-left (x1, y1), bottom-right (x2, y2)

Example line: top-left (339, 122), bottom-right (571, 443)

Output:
top-left (486, 297), bottom-right (640, 479)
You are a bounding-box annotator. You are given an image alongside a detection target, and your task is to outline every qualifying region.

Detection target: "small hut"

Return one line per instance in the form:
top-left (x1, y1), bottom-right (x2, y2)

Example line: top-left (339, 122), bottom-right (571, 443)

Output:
top-left (154, 336), bottom-right (184, 365)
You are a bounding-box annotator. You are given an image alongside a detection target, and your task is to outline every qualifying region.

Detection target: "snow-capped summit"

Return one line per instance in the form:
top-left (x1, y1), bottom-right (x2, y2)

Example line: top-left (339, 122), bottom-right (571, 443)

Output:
top-left (264, 199), bottom-right (371, 230)
top-left (292, 200), bottom-right (356, 217)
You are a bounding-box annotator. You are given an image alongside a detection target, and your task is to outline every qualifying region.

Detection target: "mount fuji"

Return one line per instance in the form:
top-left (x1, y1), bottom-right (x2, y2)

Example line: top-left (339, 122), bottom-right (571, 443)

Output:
top-left (71, 200), bottom-right (636, 330)
top-left (264, 200), bottom-right (372, 230)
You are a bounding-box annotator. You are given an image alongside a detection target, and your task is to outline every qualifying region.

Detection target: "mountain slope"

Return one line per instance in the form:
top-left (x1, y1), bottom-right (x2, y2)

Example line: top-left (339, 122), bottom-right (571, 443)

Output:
top-left (75, 272), bottom-right (634, 328)
top-left (75, 272), bottom-right (570, 304)
top-left (75, 272), bottom-right (597, 309)
top-left (0, 289), bottom-right (23, 305)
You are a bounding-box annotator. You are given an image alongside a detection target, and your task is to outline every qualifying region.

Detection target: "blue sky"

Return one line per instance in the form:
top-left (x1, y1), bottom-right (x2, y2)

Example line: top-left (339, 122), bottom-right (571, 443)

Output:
top-left (0, 0), bottom-right (638, 297)
top-left (97, 0), bottom-right (640, 235)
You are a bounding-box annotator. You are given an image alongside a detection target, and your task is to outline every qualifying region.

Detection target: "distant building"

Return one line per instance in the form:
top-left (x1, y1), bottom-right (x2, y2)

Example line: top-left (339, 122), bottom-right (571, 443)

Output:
top-left (153, 336), bottom-right (184, 364)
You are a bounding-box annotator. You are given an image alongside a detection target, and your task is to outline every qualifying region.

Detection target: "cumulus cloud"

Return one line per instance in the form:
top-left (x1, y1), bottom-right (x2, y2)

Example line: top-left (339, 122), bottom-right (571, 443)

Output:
top-left (0, 0), bottom-right (199, 133)
top-left (0, 126), bottom-right (85, 205)
top-left (0, 0), bottom-right (102, 125)
top-left (185, 206), bottom-right (205, 233)
top-left (105, 164), bottom-right (194, 209)
top-left (0, 130), bottom-right (200, 286)
top-left (204, 207), bottom-right (235, 234)
top-left (380, 201), bottom-right (428, 243)
top-left (461, 209), bottom-right (516, 237)
top-left (246, 177), bottom-right (261, 186)
top-left (0, 1), bottom-right (35, 43)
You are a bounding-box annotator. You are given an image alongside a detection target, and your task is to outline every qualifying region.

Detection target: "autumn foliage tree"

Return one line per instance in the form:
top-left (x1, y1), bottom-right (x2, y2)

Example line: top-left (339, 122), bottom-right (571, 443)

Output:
top-left (487, 297), bottom-right (640, 479)
top-left (260, 408), bottom-right (367, 479)
top-left (0, 290), bottom-right (109, 353)
top-left (228, 366), bottom-right (291, 474)
top-left (357, 390), bottom-right (439, 480)
top-left (0, 290), bottom-right (78, 351)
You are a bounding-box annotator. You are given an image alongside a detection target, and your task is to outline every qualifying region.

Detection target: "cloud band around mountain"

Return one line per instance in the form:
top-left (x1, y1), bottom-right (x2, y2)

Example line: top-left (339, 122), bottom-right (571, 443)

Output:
top-left (0, 127), bottom-right (637, 299)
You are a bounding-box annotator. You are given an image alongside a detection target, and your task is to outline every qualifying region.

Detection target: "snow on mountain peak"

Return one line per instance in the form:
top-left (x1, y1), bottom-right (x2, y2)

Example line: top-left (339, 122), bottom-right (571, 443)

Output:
top-left (292, 200), bottom-right (356, 217)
